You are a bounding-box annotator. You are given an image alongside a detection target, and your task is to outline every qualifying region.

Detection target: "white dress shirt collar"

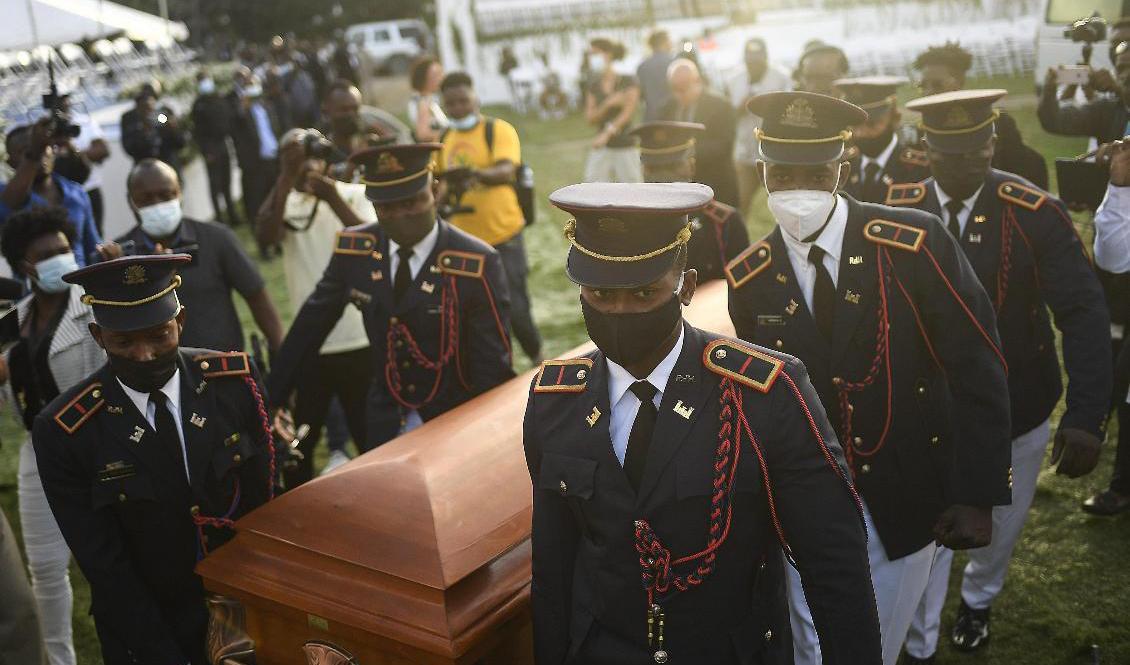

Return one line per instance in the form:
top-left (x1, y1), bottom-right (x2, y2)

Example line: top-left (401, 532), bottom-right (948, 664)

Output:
top-left (934, 183), bottom-right (984, 236)
top-left (861, 133), bottom-right (899, 174)
top-left (388, 222), bottom-right (441, 280)
top-left (781, 195), bottom-right (849, 279)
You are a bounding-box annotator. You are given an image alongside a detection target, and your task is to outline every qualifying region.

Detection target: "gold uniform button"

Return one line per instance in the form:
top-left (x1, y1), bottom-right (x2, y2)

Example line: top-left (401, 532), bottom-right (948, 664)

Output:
top-left (389, 316), bottom-right (398, 324)
top-left (861, 464), bottom-right (872, 474)
top-left (871, 224), bottom-right (882, 233)
top-left (363, 240), bottom-right (373, 248)
top-left (190, 505), bottom-right (200, 516)
top-left (200, 361), bottom-right (210, 370)
top-left (764, 630), bottom-right (773, 641)
top-left (715, 348), bottom-right (728, 360)
top-left (402, 361), bottom-right (411, 369)
top-left (232, 454), bottom-right (242, 464)
top-left (576, 369), bottom-right (587, 380)
top-left (757, 248), bottom-right (767, 258)
top-left (558, 480), bottom-right (567, 494)
top-left (407, 385), bottom-right (416, 393)
top-left (916, 385), bottom-right (926, 395)
top-left (853, 436), bottom-right (863, 446)
top-left (117, 493), bottom-right (127, 502)
top-left (832, 376), bottom-right (843, 386)
top-left (775, 339), bottom-right (783, 349)
top-left (92, 389), bottom-right (102, 399)
top-left (931, 436), bottom-right (940, 445)
top-left (395, 340), bottom-right (404, 348)
top-left (371, 251), bottom-right (381, 259)
top-left (443, 257), bottom-right (452, 266)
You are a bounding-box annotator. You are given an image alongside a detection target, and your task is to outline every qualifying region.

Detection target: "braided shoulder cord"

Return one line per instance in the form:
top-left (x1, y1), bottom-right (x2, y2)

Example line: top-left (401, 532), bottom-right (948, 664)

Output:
top-left (385, 275), bottom-right (460, 409)
top-left (997, 207), bottom-right (1014, 310)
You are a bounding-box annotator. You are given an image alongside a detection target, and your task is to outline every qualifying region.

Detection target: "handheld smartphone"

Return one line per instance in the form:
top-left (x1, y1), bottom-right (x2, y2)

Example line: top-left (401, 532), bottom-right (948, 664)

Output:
top-left (1056, 65), bottom-right (1091, 86)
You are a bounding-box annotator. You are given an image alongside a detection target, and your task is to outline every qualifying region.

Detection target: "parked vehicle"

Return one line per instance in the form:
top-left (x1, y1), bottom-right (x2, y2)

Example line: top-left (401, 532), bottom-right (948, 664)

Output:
top-left (344, 19), bottom-right (434, 75)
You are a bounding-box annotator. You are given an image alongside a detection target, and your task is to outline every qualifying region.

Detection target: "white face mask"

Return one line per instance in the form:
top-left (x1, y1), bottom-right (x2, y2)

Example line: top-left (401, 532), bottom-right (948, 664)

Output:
top-left (589, 53), bottom-right (608, 71)
top-left (31, 253), bottom-right (78, 294)
top-left (449, 114), bottom-right (480, 131)
top-left (767, 190), bottom-right (838, 242)
top-left (136, 198), bottom-right (183, 238)
top-left (198, 78), bottom-right (216, 94)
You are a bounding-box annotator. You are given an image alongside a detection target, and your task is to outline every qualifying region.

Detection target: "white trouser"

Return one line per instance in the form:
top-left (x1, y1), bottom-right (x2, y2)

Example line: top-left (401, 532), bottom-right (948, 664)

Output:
top-left (583, 146), bottom-right (643, 183)
top-left (18, 440), bottom-right (76, 665)
top-left (785, 503), bottom-right (936, 665)
top-left (904, 419), bottom-right (1050, 659)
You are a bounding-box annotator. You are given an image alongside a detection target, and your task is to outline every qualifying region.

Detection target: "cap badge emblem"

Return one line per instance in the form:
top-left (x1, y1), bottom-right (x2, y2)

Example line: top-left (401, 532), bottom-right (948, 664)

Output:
top-left (597, 217), bottom-right (627, 233)
top-left (943, 106), bottom-right (973, 128)
top-left (780, 99), bottom-right (818, 129)
top-left (376, 153), bottom-right (404, 174)
top-left (123, 265), bottom-right (147, 285)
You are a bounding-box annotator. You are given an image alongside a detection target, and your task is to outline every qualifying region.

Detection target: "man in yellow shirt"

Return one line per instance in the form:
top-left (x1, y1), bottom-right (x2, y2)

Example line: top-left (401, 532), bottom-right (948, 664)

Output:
top-left (435, 71), bottom-right (542, 363)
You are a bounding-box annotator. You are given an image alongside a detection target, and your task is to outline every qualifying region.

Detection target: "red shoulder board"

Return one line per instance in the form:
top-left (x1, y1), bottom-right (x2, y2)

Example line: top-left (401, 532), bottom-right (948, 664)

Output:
top-left (884, 182), bottom-right (927, 206)
top-left (864, 219), bottom-right (926, 252)
top-left (899, 148), bottom-right (929, 167)
top-left (724, 241), bottom-right (771, 290)
top-left (334, 231), bottom-right (378, 256)
top-left (998, 181), bottom-right (1046, 211)
top-left (438, 250), bottom-right (485, 278)
top-left (195, 352), bottom-right (251, 378)
top-left (54, 382), bottom-right (104, 435)
top-left (702, 200), bottom-right (736, 226)
top-left (534, 358), bottom-right (593, 394)
top-left (703, 339), bottom-right (784, 393)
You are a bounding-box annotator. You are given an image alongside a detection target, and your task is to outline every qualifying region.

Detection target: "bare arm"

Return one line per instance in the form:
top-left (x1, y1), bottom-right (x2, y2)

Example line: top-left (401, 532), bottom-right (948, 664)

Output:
top-left (245, 287), bottom-right (284, 352)
top-left (255, 141), bottom-right (305, 247)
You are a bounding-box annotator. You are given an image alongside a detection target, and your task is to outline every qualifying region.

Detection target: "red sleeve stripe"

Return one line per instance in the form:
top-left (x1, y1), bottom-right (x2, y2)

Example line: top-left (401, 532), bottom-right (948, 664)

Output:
top-left (921, 245), bottom-right (1008, 371)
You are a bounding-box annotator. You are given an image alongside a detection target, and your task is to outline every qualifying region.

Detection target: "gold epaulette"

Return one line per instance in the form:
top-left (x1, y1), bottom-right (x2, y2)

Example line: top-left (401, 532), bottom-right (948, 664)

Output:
top-left (54, 383), bottom-right (104, 434)
top-left (334, 230), bottom-right (379, 256)
top-left (703, 339), bottom-right (784, 393)
top-left (194, 352), bottom-right (251, 378)
top-left (998, 181), bottom-right (1046, 211)
top-left (437, 250), bottom-right (485, 278)
top-left (534, 358), bottom-right (593, 393)
top-left (885, 182), bottom-right (927, 206)
top-left (702, 200), bottom-right (736, 226)
top-left (899, 148), bottom-right (929, 167)
top-left (864, 219), bottom-right (926, 252)
top-left (724, 241), bottom-right (771, 290)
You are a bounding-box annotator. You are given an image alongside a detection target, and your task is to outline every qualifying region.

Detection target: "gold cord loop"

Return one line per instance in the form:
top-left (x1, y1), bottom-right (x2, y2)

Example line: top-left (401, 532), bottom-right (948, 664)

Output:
top-left (563, 219), bottom-right (692, 263)
top-left (81, 276), bottom-right (182, 307)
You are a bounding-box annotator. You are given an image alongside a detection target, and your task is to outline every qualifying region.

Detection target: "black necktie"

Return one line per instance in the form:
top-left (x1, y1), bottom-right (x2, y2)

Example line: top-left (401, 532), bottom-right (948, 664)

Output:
top-left (809, 244), bottom-right (835, 341)
top-left (393, 246), bottom-right (414, 304)
top-left (623, 380), bottom-right (658, 492)
top-left (945, 200), bottom-right (965, 240)
top-left (149, 391), bottom-right (188, 485)
top-left (863, 161), bottom-right (882, 200)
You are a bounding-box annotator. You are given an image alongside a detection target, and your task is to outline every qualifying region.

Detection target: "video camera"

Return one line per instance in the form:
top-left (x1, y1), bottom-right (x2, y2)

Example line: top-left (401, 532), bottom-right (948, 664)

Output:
top-left (437, 167), bottom-right (476, 218)
top-left (41, 57), bottom-right (80, 140)
top-left (302, 132), bottom-right (348, 164)
top-left (1064, 14), bottom-right (1108, 65)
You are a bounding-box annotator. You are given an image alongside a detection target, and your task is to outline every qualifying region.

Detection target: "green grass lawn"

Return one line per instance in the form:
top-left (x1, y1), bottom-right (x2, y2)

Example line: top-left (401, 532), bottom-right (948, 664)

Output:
top-left (1, 74), bottom-right (1127, 663)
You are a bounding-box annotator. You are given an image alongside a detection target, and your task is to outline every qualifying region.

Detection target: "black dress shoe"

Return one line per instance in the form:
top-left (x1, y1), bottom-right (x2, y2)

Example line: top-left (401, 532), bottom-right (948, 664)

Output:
top-left (901, 653), bottom-right (935, 664)
top-left (951, 600), bottom-right (991, 651)
top-left (1082, 489), bottom-right (1130, 515)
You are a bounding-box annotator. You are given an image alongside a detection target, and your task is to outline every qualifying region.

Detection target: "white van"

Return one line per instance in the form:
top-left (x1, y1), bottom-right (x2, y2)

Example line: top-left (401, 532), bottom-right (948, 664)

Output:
top-left (345, 19), bottom-right (434, 75)
top-left (1036, 0), bottom-right (1129, 84)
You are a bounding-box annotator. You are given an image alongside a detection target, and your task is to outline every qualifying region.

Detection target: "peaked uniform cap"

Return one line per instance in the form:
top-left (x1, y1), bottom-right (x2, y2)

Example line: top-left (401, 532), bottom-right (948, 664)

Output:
top-left (748, 91), bottom-right (868, 164)
top-left (550, 182), bottom-right (713, 288)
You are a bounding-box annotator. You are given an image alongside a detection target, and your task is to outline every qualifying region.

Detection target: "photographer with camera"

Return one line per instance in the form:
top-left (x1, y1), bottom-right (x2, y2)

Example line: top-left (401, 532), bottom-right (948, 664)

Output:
top-left (0, 122), bottom-right (119, 269)
top-left (120, 83), bottom-right (187, 173)
top-left (436, 71), bottom-right (543, 364)
top-left (115, 159), bottom-right (283, 355)
top-left (255, 128), bottom-right (375, 484)
top-left (1038, 19), bottom-right (1130, 144)
top-left (0, 206), bottom-right (108, 665)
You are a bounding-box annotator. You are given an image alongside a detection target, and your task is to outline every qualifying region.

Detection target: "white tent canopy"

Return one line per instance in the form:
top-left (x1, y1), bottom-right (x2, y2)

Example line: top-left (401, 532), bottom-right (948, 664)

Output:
top-left (2, 0), bottom-right (188, 52)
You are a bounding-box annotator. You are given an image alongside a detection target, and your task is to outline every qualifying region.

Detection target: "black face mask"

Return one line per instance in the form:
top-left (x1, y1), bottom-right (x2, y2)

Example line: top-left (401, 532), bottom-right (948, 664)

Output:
top-left (855, 128), bottom-right (895, 159)
top-left (581, 292), bottom-right (682, 367)
top-left (108, 347), bottom-right (179, 393)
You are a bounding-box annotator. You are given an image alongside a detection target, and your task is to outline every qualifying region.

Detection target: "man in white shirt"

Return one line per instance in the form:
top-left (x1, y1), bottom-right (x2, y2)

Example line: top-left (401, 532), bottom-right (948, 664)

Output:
top-left (1085, 136), bottom-right (1130, 516)
top-left (257, 129), bottom-right (376, 486)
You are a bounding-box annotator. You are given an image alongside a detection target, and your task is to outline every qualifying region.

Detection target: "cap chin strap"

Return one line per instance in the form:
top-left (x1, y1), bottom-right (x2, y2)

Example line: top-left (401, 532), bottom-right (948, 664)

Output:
top-left (563, 219), bottom-right (692, 263)
top-left (920, 109), bottom-right (1000, 135)
top-left (81, 275), bottom-right (182, 307)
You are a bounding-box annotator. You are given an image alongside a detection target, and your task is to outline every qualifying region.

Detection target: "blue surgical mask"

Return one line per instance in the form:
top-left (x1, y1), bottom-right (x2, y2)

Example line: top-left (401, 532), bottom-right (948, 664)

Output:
top-left (32, 253), bottom-right (78, 294)
top-left (449, 114), bottom-right (480, 131)
top-left (198, 78), bottom-right (216, 94)
top-left (136, 198), bottom-right (183, 238)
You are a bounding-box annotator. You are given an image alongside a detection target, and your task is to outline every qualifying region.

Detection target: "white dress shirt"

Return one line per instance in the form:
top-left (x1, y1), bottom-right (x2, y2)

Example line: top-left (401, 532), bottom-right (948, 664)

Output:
top-left (388, 222), bottom-right (441, 283)
top-left (781, 195), bottom-right (849, 314)
top-left (117, 369), bottom-right (189, 482)
top-left (605, 326), bottom-right (685, 466)
top-left (388, 222), bottom-right (441, 433)
top-left (250, 103), bottom-right (278, 159)
top-left (860, 133), bottom-right (899, 177)
top-left (934, 183), bottom-right (984, 237)
top-left (1094, 183), bottom-right (1130, 273)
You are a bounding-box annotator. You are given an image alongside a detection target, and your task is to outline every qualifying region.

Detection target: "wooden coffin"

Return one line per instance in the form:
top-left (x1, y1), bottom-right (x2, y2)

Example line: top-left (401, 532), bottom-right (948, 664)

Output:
top-left (197, 280), bottom-right (736, 664)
